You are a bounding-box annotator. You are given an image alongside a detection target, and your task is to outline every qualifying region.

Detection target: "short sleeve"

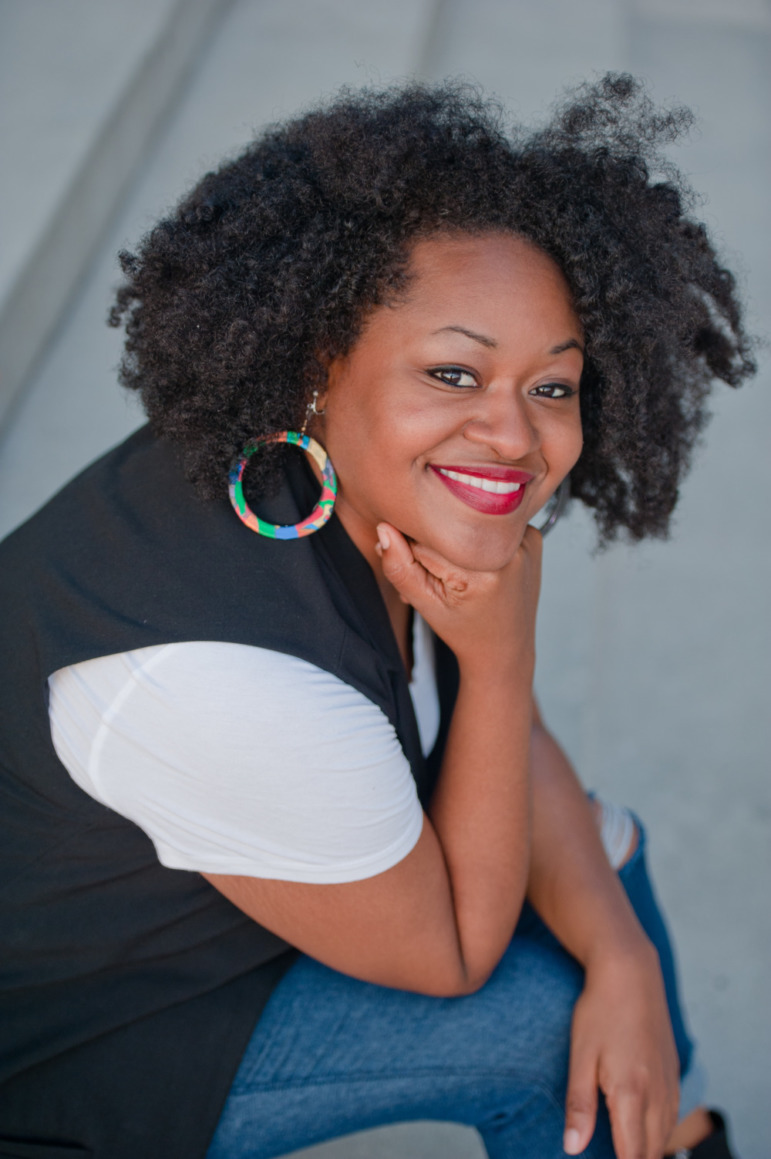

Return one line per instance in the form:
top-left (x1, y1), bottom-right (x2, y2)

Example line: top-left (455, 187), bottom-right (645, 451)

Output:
top-left (49, 642), bottom-right (424, 882)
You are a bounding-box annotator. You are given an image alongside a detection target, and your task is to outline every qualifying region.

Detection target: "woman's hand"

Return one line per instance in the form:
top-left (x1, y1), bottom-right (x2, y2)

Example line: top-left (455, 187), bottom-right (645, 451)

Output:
top-left (564, 941), bottom-right (680, 1159)
top-left (375, 520), bottom-right (542, 680)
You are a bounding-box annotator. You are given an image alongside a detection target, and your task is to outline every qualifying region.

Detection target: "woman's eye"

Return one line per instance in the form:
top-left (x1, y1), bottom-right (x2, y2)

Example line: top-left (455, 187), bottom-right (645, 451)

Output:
top-left (429, 366), bottom-right (479, 388)
top-left (530, 383), bottom-right (576, 399)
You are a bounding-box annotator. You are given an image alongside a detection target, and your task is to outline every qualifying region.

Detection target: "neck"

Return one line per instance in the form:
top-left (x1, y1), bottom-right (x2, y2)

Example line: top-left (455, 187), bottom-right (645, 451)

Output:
top-left (333, 500), bottom-right (413, 674)
top-left (306, 448), bottom-right (413, 673)
top-left (378, 579), bottom-right (412, 674)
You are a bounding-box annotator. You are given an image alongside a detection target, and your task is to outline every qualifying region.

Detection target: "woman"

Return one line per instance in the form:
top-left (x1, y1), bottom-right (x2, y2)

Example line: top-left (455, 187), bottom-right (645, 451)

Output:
top-left (0, 76), bottom-right (754, 1158)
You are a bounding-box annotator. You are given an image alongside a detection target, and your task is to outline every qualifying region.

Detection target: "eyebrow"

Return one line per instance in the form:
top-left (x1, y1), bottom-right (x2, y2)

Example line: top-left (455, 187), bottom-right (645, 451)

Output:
top-left (550, 338), bottom-right (584, 355)
top-left (433, 326), bottom-right (584, 356)
top-left (433, 325), bottom-right (497, 348)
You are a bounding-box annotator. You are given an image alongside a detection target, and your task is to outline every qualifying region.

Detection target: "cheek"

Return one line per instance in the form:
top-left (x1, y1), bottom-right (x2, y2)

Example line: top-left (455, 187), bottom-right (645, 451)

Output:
top-left (362, 400), bottom-right (441, 474)
top-left (551, 413), bottom-right (583, 475)
top-left (568, 427), bottom-right (584, 471)
top-left (325, 405), bottom-right (420, 513)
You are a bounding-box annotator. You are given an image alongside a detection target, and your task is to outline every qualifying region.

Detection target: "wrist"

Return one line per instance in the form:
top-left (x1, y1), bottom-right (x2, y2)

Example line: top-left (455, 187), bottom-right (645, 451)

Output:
top-left (457, 648), bottom-right (535, 691)
top-left (583, 923), bottom-right (658, 980)
top-left (456, 670), bottom-right (535, 718)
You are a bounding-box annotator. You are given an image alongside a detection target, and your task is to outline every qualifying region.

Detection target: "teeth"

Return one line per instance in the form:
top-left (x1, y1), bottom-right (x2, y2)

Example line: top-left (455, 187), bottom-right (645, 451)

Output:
top-left (438, 468), bottom-right (522, 495)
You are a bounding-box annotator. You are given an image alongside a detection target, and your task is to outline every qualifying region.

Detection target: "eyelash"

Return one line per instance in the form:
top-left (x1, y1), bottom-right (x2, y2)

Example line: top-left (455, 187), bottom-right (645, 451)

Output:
top-left (428, 366), bottom-right (577, 399)
top-left (530, 383), bottom-right (576, 399)
top-left (428, 366), bottom-right (479, 388)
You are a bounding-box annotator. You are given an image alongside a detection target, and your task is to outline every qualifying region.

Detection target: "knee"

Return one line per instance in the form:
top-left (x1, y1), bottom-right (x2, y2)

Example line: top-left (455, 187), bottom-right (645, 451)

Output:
top-left (591, 796), bottom-right (638, 869)
top-left (481, 937), bottom-right (583, 1091)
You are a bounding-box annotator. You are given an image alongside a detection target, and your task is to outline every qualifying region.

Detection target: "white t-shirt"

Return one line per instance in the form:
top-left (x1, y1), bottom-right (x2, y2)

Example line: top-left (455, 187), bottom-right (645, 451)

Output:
top-left (48, 615), bottom-right (439, 883)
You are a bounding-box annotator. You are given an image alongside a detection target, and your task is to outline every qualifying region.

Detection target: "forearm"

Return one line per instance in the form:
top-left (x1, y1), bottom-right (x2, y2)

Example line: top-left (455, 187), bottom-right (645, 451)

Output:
top-left (372, 520), bottom-right (542, 993)
top-left (527, 718), bottom-right (652, 969)
top-left (427, 667), bottom-right (534, 990)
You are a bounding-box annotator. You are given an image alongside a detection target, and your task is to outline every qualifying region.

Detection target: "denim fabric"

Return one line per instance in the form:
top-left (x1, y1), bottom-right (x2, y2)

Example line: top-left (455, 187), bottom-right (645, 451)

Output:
top-left (206, 822), bottom-right (697, 1159)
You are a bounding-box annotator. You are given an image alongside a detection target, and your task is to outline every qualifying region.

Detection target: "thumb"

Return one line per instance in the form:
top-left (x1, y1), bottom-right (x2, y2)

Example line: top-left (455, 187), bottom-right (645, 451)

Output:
top-left (375, 523), bottom-right (426, 604)
top-left (563, 1047), bottom-right (598, 1155)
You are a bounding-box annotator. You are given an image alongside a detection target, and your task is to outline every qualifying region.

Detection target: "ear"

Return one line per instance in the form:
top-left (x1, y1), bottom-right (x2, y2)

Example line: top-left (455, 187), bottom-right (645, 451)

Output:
top-left (319, 345), bottom-right (353, 400)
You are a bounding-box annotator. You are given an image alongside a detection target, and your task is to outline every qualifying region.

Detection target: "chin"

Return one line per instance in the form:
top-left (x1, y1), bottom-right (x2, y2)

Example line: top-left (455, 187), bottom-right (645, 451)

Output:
top-left (432, 526), bottom-right (527, 573)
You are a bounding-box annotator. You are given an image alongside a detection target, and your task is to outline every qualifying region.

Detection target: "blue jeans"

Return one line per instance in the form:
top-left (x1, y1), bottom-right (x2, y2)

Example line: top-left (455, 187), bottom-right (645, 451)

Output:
top-left (206, 824), bottom-right (702, 1159)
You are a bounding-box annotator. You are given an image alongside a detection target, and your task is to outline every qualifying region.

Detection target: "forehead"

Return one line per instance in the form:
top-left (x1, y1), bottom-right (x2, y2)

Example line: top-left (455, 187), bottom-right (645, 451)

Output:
top-left (368, 231), bottom-right (581, 344)
top-left (407, 231), bottom-right (571, 299)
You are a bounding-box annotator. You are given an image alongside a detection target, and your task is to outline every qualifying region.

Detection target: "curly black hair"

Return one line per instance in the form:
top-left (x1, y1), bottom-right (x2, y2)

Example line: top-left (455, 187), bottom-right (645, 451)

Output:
top-left (110, 74), bottom-right (755, 542)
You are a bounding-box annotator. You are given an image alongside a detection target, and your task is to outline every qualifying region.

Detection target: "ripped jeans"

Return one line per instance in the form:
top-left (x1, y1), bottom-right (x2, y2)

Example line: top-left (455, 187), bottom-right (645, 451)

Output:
top-left (206, 821), bottom-right (704, 1159)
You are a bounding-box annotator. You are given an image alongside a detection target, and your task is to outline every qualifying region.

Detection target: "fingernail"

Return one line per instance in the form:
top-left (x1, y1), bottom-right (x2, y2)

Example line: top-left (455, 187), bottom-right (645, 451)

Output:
top-left (376, 526), bottom-right (390, 551)
top-left (563, 1128), bottom-right (583, 1155)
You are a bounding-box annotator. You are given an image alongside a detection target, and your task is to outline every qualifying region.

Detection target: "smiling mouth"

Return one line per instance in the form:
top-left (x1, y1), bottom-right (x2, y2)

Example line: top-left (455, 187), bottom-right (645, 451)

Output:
top-left (429, 464), bottom-right (534, 515)
top-left (436, 468), bottom-right (522, 495)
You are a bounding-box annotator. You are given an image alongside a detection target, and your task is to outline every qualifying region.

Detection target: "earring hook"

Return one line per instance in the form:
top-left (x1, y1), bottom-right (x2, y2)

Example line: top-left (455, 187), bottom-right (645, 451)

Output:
top-left (301, 391), bottom-right (325, 436)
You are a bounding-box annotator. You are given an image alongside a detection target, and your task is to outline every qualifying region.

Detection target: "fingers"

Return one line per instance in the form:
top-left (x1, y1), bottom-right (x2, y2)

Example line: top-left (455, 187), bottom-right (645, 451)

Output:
top-left (409, 541), bottom-right (472, 597)
top-left (375, 523), bottom-right (411, 589)
top-left (567, 1071), bottom-right (676, 1159)
top-left (568, 1077), bottom-right (655, 1159)
top-left (375, 523), bottom-right (471, 609)
top-left (643, 1081), bottom-right (679, 1159)
top-left (375, 523), bottom-right (438, 608)
top-left (608, 1087), bottom-right (649, 1159)
top-left (564, 1045), bottom-right (599, 1155)
top-left (606, 1078), bottom-right (678, 1159)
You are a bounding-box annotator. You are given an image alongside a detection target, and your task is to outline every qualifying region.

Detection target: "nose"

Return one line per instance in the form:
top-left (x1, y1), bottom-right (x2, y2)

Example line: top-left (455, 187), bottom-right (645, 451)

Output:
top-left (462, 388), bottom-right (540, 461)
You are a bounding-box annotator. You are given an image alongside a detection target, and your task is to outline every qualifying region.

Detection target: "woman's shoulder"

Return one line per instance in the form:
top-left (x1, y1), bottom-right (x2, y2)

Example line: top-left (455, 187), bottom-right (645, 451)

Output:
top-left (52, 639), bottom-right (387, 716)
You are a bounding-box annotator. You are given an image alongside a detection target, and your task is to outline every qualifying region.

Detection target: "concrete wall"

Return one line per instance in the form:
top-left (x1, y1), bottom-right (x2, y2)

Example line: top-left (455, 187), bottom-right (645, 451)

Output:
top-left (0, 0), bottom-right (231, 425)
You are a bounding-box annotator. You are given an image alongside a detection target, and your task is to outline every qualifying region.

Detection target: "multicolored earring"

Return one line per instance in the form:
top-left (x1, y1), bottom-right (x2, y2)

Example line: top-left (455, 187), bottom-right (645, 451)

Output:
top-left (228, 394), bottom-right (337, 539)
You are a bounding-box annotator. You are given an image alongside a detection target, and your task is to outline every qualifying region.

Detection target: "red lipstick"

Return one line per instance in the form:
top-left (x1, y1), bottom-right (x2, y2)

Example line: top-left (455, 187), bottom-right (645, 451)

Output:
top-left (429, 464), bottom-right (534, 515)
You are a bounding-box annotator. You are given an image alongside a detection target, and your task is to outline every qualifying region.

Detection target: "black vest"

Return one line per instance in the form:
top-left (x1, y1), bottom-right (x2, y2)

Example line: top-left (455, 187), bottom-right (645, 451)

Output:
top-left (0, 427), bottom-right (458, 1159)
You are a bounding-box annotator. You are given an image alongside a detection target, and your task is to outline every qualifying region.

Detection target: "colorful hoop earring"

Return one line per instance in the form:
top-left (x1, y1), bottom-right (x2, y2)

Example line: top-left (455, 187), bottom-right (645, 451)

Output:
top-left (228, 431), bottom-right (337, 539)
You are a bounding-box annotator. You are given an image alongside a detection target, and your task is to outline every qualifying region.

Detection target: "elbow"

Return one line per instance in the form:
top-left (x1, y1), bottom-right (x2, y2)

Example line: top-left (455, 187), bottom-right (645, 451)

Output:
top-left (424, 974), bottom-right (492, 999)
top-left (410, 918), bottom-right (524, 998)
top-left (450, 966), bottom-right (495, 998)
top-left (429, 978), bottom-right (489, 999)
top-left (410, 960), bottom-right (495, 999)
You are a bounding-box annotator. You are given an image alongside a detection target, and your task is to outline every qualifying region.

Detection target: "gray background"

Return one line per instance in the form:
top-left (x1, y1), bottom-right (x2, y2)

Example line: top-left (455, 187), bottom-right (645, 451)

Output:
top-left (1, 2), bottom-right (768, 1156)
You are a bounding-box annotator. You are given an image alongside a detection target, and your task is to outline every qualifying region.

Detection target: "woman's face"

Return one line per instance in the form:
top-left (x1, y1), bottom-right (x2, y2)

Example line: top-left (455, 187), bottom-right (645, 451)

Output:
top-left (320, 232), bottom-right (584, 573)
